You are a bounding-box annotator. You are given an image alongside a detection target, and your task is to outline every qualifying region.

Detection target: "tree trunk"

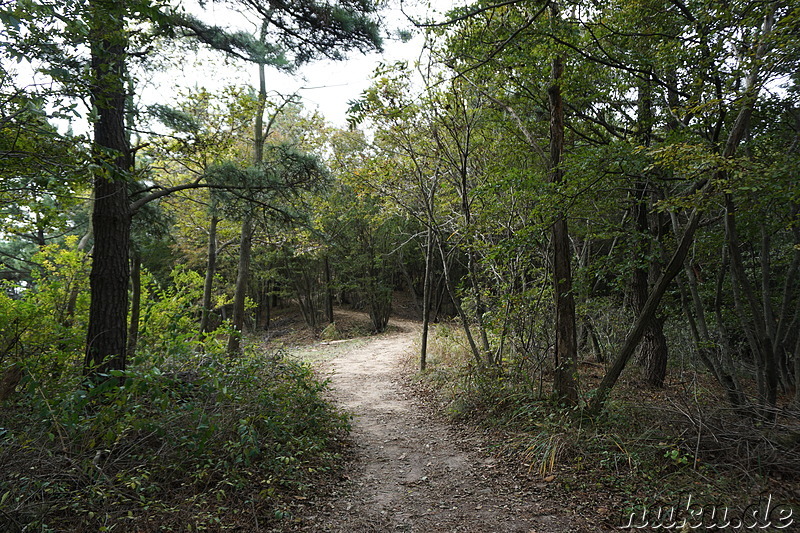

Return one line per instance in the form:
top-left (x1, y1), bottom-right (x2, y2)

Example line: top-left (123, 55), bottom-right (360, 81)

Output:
top-left (420, 226), bottom-right (434, 371)
top-left (227, 52), bottom-right (267, 355)
top-left (793, 333), bottom-right (800, 410)
top-left (399, 255), bottom-right (421, 315)
top-left (631, 74), bottom-right (669, 387)
top-left (630, 190), bottom-right (669, 387)
top-left (227, 215), bottom-right (253, 355)
top-left (63, 231), bottom-right (92, 330)
top-left (639, 315), bottom-right (668, 386)
top-left (711, 250), bottom-right (750, 410)
top-left (468, 249), bottom-right (492, 359)
top-left (590, 5), bottom-right (775, 414)
top-left (668, 192), bottom-right (748, 410)
top-left (200, 213), bottom-right (219, 334)
top-left (724, 194), bottom-right (777, 413)
top-left (264, 280), bottom-right (274, 331)
top-left (84, 0), bottom-right (132, 381)
top-left (126, 249), bottom-right (141, 359)
top-left (324, 255), bottom-right (334, 324)
top-left (547, 30), bottom-right (578, 405)
top-left (435, 230), bottom-right (483, 367)
top-left (590, 207), bottom-right (702, 415)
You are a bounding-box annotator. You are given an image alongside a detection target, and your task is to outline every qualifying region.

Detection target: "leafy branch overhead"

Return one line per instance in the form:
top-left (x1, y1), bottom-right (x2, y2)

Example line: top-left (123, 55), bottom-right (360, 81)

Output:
top-left (166, 10), bottom-right (292, 67)
top-left (204, 147), bottom-right (328, 212)
top-left (167, 0), bottom-right (382, 66)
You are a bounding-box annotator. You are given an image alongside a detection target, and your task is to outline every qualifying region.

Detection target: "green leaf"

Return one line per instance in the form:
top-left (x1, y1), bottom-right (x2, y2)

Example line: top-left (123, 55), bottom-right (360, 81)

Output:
top-left (0, 12), bottom-right (21, 30)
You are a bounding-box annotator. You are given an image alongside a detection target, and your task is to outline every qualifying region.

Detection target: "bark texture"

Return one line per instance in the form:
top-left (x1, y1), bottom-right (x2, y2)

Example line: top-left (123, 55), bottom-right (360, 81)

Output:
top-left (548, 43), bottom-right (578, 405)
top-left (84, 0), bottom-right (132, 379)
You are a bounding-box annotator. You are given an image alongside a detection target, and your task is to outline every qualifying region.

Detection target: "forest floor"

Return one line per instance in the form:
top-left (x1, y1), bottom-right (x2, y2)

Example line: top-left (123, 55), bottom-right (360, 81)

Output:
top-left (270, 310), bottom-right (616, 532)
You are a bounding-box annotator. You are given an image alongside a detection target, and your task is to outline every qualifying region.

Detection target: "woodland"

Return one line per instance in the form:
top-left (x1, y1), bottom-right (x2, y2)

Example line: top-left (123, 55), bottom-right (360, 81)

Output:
top-left (0, 0), bottom-right (799, 530)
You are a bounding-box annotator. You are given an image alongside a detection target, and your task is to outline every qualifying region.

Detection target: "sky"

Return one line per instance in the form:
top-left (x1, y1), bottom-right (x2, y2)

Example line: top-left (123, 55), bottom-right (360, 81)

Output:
top-left (155, 0), bottom-right (463, 129)
top-left (7, 0), bottom-right (462, 134)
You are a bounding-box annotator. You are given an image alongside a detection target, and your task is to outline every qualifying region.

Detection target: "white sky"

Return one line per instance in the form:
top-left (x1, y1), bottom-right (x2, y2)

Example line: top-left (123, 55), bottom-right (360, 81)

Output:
top-left (153, 0), bottom-right (463, 128)
top-left (6, 0), bottom-right (463, 134)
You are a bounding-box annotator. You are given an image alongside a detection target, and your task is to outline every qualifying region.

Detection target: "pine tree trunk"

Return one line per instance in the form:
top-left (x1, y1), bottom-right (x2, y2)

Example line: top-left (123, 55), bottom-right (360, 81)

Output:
top-left (84, 1), bottom-right (132, 381)
top-left (227, 53), bottom-right (267, 355)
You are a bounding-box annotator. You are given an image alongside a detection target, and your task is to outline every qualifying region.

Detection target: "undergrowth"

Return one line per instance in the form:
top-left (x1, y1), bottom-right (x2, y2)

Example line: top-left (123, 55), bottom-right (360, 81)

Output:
top-left (0, 247), bottom-right (349, 532)
top-left (0, 347), bottom-right (349, 532)
top-left (414, 323), bottom-right (800, 529)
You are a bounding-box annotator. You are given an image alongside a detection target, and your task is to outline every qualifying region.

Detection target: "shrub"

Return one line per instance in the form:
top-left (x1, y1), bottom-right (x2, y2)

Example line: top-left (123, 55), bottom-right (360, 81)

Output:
top-left (0, 250), bottom-right (349, 531)
top-left (0, 346), bottom-right (349, 531)
top-left (0, 238), bottom-right (89, 401)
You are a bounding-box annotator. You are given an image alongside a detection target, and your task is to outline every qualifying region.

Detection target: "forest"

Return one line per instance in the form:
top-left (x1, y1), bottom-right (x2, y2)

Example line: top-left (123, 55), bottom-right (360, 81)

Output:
top-left (1, 0), bottom-right (799, 530)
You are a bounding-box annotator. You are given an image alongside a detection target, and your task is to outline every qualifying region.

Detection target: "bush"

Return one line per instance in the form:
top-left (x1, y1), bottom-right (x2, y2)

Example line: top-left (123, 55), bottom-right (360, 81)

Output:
top-left (0, 348), bottom-right (348, 531)
top-left (415, 321), bottom-right (800, 525)
top-left (0, 238), bottom-right (89, 397)
top-left (0, 248), bottom-right (349, 531)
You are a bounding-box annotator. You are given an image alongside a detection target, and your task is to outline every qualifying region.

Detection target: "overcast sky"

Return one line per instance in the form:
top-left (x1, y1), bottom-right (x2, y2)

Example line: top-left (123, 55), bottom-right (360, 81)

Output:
top-left (9, 0), bottom-right (461, 134)
top-left (154, 0), bottom-right (463, 129)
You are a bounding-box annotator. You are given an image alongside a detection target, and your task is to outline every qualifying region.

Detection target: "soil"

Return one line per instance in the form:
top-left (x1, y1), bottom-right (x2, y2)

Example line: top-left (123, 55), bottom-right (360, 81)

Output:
top-left (283, 314), bottom-right (614, 532)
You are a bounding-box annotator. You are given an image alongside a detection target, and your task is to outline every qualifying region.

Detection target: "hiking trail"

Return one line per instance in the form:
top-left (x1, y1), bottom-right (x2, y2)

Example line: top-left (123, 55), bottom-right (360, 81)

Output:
top-left (288, 317), bottom-right (608, 532)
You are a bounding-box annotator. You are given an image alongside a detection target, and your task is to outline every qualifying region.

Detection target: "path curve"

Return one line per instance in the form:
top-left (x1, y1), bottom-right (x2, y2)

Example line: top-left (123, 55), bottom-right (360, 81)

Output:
top-left (292, 318), bottom-right (600, 532)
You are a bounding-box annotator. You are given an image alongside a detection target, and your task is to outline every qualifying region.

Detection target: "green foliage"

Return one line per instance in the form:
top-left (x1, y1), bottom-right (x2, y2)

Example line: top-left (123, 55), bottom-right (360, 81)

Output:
top-left (0, 75), bottom-right (89, 279)
top-left (169, 0), bottom-right (382, 67)
top-left (0, 242), bottom-right (349, 531)
top-left (0, 237), bottom-right (89, 389)
top-left (137, 266), bottom-right (208, 358)
top-left (3, 0), bottom-right (799, 526)
top-left (314, 183), bottom-right (404, 332)
top-left (0, 345), bottom-right (348, 531)
top-left (417, 329), bottom-right (796, 518)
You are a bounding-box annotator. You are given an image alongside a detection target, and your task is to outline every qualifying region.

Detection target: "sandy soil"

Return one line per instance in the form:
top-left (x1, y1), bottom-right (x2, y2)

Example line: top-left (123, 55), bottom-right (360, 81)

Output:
top-left (288, 318), bottom-right (611, 532)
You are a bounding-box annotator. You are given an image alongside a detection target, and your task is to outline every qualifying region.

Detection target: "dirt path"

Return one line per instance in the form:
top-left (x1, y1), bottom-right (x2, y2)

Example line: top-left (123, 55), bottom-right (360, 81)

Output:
top-left (289, 318), bottom-right (606, 532)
